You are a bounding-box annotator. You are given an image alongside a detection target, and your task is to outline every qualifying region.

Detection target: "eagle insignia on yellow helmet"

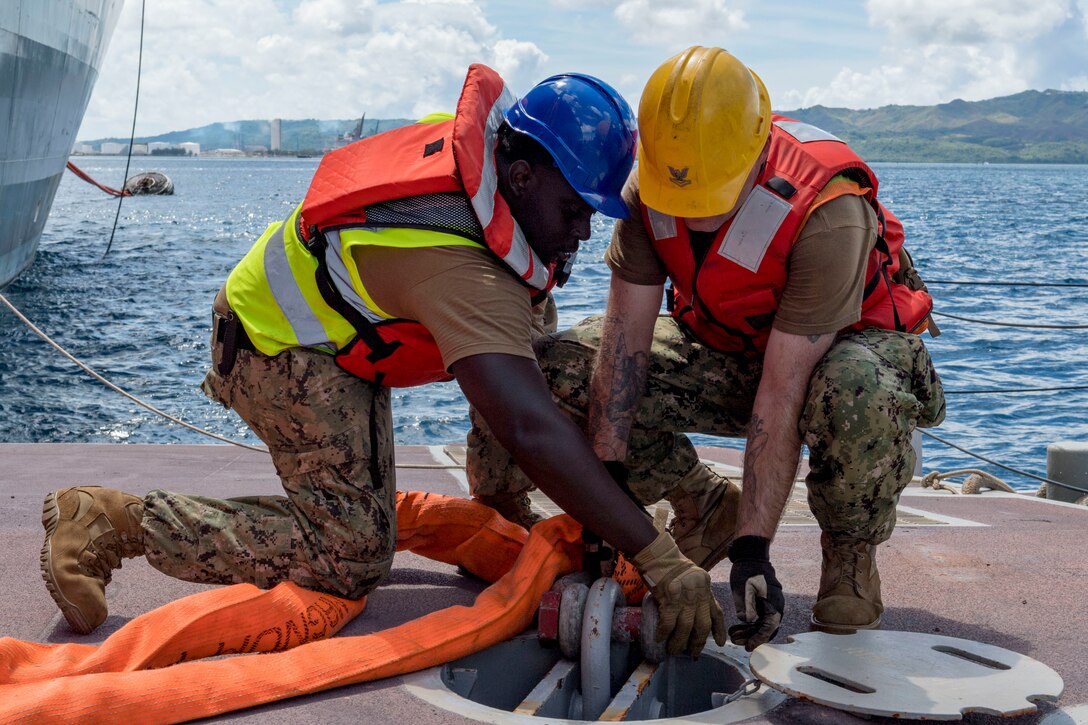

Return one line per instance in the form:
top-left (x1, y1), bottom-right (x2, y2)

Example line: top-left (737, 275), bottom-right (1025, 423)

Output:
top-left (667, 165), bottom-right (692, 187)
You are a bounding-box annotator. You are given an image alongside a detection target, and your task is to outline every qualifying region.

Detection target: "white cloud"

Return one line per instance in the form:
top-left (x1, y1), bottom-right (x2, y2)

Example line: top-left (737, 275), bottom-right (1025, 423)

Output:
top-left (776, 0), bottom-right (1087, 109)
top-left (489, 39), bottom-right (550, 88)
top-left (80, 0), bottom-right (547, 139)
top-left (613, 0), bottom-right (746, 47)
top-left (866, 0), bottom-right (1070, 43)
top-left (78, 0), bottom-right (1088, 138)
top-left (549, 0), bottom-right (613, 7)
top-left (293, 0), bottom-right (381, 35)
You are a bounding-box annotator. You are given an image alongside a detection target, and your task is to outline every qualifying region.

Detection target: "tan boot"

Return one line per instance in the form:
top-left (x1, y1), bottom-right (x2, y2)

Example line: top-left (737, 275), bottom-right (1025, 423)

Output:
top-left (40, 486), bottom-right (145, 634)
top-left (666, 466), bottom-right (741, 570)
top-left (472, 490), bottom-right (542, 530)
top-left (810, 533), bottom-right (884, 633)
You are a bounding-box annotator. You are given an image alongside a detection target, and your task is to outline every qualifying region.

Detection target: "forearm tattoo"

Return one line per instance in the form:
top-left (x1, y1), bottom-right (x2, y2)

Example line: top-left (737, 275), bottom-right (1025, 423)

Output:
top-left (591, 329), bottom-right (648, 458)
top-left (743, 414), bottom-right (769, 488)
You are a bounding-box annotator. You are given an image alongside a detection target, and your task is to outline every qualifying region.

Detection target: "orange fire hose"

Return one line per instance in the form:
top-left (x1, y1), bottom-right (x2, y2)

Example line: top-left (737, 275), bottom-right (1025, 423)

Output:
top-left (0, 491), bottom-right (591, 724)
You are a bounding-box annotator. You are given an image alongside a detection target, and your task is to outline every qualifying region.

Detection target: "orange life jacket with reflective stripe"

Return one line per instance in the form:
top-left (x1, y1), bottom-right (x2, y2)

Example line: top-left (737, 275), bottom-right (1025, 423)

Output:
top-left (644, 116), bottom-right (933, 354)
top-left (290, 64), bottom-right (555, 387)
top-left (300, 64), bottom-right (552, 291)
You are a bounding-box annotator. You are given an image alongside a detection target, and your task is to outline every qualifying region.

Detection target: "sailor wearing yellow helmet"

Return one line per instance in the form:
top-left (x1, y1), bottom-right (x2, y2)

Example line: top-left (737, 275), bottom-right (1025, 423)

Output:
top-left (468, 46), bottom-right (946, 650)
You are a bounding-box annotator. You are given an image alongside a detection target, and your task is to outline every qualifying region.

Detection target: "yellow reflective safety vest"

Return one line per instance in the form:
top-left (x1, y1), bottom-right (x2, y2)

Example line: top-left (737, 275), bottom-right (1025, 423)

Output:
top-left (224, 64), bottom-right (554, 387)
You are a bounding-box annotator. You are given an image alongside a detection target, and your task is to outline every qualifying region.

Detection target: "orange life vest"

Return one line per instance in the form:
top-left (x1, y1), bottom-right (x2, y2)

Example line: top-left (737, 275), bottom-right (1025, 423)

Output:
top-left (644, 116), bottom-right (933, 354)
top-left (295, 64), bottom-right (555, 387)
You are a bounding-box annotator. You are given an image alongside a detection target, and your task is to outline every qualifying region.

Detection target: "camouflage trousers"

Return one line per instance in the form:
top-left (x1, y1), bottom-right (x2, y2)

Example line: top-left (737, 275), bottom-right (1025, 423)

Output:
top-left (468, 315), bottom-right (945, 544)
top-left (141, 338), bottom-right (397, 600)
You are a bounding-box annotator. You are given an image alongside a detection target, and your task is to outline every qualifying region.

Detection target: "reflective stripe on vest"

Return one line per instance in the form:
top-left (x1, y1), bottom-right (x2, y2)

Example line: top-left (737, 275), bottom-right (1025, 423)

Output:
top-left (321, 228), bottom-right (387, 326)
top-left (259, 219), bottom-right (392, 355)
top-left (458, 69), bottom-right (549, 290)
top-left (261, 220), bottom-right (336, 352)
top-left (648, 120), bottom-right (846, 267)
top-left (299, 64), bottom-right (551, 292)
top-left (774, 120), bottom-right (843, 144)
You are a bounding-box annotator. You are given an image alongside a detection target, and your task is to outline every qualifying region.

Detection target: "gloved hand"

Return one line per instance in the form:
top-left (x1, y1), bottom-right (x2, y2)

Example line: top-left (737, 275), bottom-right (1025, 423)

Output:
top-left (726, 535), bottom-right (784, 652)
top-left (632, 530), bottom-right (727, 657)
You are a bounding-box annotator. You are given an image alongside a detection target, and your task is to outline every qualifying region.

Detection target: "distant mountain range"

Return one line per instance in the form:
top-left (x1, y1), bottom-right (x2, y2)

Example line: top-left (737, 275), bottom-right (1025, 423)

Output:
top-left (84, 88), bottom-right (1088, 163)
top-left (781, 89), bottom-right (1088, 164)
top-left (85, 117), bottom-right (416, 155)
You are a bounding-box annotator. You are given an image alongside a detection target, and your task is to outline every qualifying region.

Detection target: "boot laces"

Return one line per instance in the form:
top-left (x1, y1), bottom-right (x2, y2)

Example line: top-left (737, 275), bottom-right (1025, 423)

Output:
top-left (828, 539), bottom-right (869, 592)
top-left (79, 507), bottom-right (143, 580)
top-left (81, 537), bottom-right (123, 583)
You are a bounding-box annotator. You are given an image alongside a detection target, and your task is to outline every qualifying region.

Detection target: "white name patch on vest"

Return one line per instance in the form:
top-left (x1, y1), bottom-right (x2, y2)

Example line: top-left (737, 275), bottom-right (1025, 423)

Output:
top-left (718, 186), bottom-right (790, 272)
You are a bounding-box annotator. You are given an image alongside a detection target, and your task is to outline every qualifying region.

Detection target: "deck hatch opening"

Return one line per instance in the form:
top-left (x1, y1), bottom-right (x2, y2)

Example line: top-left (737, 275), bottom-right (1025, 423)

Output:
top-left (406, 632), bottom-right (785, 722)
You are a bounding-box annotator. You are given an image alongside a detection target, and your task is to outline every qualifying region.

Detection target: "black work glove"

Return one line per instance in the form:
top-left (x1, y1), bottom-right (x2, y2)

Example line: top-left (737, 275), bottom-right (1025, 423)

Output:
top-left (727, 535), bottom-right (784, 652)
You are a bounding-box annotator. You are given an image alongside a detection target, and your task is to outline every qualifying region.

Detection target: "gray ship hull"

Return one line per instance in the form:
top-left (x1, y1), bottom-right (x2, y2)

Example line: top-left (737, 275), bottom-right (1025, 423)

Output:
top-left (0, 0), bottom-right (122, 288)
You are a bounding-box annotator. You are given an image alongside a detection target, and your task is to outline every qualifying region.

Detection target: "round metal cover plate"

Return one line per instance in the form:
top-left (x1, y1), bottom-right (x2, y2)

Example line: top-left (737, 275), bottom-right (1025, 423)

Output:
top-left (749, 630), bottom-right (1064, 720)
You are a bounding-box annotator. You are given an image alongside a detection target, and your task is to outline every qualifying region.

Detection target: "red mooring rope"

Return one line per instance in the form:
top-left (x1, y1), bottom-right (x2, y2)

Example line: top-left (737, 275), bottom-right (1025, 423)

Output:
top-left (65, 161), bottom-right (130, 197)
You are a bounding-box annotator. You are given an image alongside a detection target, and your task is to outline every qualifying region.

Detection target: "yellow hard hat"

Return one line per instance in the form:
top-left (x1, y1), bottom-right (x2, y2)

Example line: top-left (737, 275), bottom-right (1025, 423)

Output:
top-left (638, 46), bottom-right (772, 217)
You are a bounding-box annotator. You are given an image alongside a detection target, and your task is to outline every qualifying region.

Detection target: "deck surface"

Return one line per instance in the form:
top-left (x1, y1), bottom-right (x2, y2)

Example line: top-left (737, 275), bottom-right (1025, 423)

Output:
top-left (1, 442), bottom-right (1084, 724)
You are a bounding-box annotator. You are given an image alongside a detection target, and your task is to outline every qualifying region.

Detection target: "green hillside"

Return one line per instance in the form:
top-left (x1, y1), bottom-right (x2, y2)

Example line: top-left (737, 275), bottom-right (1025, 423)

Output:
top-left (779, 89), bottom-right (1088, 163)
top-left (85, 89), bottom-right (1088, 163)
top-left (87, 117), bottom-right (415, 155)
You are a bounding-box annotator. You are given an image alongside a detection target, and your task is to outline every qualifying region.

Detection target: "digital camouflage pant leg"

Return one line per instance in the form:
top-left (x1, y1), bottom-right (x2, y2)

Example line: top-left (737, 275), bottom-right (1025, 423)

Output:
top-left (802, 327), bottom-right (945, 543)
top-left (467, 316), bottom-right (944, 541)
top-left (142, 344), bottom-right (397, 600)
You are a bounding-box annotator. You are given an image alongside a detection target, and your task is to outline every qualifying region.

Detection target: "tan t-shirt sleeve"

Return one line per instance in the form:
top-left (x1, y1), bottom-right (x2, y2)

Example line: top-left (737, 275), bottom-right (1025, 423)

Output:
top-left (354, 244), bottom-right (536, 370)
top-left (773, 193), bottom-right (877, 336)
top-left (604, 172), bottom-right (669, 286)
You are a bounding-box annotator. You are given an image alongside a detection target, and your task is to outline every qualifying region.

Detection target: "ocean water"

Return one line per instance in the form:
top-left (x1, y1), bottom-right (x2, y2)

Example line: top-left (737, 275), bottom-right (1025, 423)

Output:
top-left (1, 157), bottom-right (1086, 492)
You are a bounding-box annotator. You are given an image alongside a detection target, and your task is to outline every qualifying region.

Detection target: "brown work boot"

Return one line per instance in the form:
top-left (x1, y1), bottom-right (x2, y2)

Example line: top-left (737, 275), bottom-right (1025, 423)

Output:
top-left (40, 486), bottom-right (146, 634)
top-left (666, 466), bottom-right (741, 570)
top-left (472, 490), bottom-right (542, 530)
top-left (810, 533), bottom-right (884, 633)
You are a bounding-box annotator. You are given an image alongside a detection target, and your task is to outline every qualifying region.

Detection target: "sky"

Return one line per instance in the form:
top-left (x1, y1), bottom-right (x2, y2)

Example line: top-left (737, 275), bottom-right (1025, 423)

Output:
top-left (78, 0), bottom-right (1088, 141)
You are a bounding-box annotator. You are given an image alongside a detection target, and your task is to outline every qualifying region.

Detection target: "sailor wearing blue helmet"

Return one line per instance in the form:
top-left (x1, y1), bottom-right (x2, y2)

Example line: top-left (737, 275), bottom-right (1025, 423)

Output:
top-left (40, 62), bottom-right (723, 660)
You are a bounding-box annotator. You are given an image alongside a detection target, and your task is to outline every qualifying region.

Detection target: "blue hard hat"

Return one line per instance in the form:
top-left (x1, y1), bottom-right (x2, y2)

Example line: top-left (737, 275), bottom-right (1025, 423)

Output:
top-left (504, 73), bottom-right (637, 219)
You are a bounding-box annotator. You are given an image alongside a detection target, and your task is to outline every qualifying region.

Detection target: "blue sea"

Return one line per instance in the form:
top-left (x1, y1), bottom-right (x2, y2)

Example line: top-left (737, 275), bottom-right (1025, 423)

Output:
top-left (2, 156), bottom-right (1086, 492)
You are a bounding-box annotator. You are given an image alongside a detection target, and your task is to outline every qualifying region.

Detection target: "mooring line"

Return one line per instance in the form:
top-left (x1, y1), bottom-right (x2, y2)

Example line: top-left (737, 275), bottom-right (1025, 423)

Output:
top-left (0, 292), bottom-right (265, 452)
top-left (921, 430), bottom-right (1087, 495)
top-left (931, 310), bottom-right (1088, 329)
top-left (926, 279), bottom-right (1088, 288)
top-left (103, 0), bottom-right (147, 258)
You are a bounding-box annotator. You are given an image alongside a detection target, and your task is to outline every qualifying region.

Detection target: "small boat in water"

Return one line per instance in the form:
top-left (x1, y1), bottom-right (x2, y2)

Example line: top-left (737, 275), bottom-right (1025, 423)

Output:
top-left (0, 0), bottom-right (124, 288)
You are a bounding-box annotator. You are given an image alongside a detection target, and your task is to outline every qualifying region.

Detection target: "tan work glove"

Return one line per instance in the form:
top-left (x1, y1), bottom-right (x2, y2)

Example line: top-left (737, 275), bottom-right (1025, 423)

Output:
top-left (631, 530), bottom-right (727, 658)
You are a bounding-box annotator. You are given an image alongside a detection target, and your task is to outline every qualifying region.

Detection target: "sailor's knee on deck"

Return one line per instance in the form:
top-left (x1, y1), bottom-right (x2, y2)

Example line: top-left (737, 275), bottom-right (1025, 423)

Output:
top-left (309, 540), bottom-right (395, 600)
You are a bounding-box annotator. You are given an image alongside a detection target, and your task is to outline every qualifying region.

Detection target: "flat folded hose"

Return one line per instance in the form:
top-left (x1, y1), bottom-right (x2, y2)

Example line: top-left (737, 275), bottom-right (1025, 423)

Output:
top-left (0, 491), bottom-right (585, 724)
